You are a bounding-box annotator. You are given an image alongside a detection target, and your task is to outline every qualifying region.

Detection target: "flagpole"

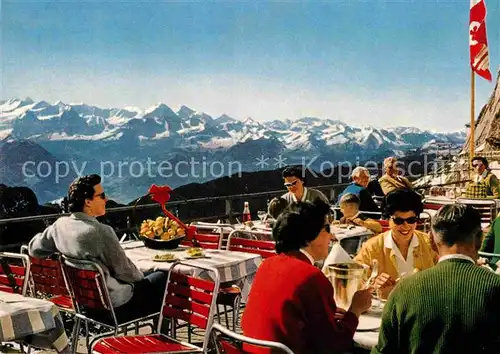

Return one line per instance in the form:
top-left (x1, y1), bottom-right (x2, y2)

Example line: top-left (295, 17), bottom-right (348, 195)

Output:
top-left (469, 68), bottom-right (475, 168)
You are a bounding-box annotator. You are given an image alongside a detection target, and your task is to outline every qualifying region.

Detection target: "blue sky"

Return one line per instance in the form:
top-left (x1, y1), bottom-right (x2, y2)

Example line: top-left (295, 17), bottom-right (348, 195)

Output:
top-left (2, 0), bottom-right (499, 132)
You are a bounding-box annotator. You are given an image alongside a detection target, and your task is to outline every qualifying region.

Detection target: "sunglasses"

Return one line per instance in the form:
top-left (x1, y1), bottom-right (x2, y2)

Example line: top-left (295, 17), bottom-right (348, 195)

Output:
top-left (284, 180), bottom-right (298, 188)
top-left (391, 216), bottom-right (418, 225)
top-left (94, 192), bottom-right (106, 200)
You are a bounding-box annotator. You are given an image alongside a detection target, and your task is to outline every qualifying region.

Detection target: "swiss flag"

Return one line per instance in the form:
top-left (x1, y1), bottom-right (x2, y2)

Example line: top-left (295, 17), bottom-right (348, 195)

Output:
top-left (469, 0), bottom-right (492, 81)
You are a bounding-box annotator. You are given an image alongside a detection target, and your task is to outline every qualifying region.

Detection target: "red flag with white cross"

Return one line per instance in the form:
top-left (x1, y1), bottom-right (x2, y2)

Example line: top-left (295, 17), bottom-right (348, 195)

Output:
top-left (469, 0), bottom-right (492, 81)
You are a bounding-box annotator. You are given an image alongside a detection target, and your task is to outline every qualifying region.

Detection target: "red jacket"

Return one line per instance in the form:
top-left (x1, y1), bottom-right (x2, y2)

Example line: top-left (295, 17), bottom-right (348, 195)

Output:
top-left (241, 252), bottom-right (359, 354)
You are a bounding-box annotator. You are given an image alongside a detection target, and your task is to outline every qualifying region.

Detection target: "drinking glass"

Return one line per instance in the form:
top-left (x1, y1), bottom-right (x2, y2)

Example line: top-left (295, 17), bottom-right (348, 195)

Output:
top-left (257, 210), bottom-right (267, 222)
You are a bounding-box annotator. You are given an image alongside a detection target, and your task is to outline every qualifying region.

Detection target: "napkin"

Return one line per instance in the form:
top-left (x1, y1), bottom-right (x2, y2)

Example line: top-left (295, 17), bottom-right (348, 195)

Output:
top-left (322, 243), bottom-right (354, 275)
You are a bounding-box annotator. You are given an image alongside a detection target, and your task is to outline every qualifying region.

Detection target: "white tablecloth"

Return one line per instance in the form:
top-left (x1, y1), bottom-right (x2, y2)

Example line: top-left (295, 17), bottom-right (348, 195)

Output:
top-left (122, 241), bottom-right (262, 300)
top-left (353, 308), bottom-right (383, 350)
top-left (330, 226), bottom-right (373, 241)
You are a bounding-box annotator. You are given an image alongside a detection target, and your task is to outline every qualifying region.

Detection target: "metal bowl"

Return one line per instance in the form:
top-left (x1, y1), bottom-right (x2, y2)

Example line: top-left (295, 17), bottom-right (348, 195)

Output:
top-left (139, 235), bottom-right (186, 250)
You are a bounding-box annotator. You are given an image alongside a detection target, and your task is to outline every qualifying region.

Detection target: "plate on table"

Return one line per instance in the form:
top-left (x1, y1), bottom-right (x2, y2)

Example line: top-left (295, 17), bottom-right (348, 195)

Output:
top-left (357, 314), bottom-right (381, 331)
top-left (152, 254), bottom-right (178, 262)
top-left (185, 255), bottom-right (211, 260)
top-left (185, 247), bottom-right (208, 259)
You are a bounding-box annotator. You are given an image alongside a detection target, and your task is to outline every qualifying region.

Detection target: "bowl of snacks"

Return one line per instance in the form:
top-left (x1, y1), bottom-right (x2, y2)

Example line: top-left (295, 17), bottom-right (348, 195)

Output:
top-left (139, 215), bottom-right (186, 249)
top-left (135, 184), bottom-right (197, 250)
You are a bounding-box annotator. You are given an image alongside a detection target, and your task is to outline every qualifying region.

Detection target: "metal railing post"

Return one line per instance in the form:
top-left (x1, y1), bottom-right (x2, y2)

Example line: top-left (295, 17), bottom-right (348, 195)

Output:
top-left (225, 198), bottom-right (233, 223)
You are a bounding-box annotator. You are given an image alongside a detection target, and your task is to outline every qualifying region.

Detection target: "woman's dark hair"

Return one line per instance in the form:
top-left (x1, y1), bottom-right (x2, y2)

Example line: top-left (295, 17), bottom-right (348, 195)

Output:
top-left (268, 197), bottom-right (289, 219)
top-left (381, 188), bottom-right (423, 219)
top-left (68, 174), bottom-right (101, 212)
top-left (282, 165), bottom-right (306, 184)
top-left (272, 199), bottom-right (330, 253)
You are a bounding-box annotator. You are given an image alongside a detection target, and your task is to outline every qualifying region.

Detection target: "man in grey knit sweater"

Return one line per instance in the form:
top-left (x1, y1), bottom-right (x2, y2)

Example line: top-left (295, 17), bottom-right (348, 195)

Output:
top-left (29, 174), bottom-right (167, 323)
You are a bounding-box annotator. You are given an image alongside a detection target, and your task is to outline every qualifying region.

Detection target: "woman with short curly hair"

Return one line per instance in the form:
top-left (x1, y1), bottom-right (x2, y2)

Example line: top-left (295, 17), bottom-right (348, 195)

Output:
top-left (354, 188), bottom-right (438, 299)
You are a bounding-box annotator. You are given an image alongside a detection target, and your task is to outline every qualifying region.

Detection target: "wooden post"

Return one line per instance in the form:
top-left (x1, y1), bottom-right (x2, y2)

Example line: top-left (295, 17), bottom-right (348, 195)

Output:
top-left (470, 69), bottom-right (475, 169)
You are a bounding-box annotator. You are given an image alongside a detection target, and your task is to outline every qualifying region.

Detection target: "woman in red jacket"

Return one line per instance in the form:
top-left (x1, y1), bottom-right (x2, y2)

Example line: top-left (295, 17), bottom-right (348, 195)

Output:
top-left (242, 199), bottom-right (372, 354)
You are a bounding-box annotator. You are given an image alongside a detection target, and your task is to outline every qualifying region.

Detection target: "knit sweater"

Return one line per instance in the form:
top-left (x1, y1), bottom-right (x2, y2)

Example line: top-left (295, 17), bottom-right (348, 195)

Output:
top-left (281, 187), bottom-right (330, 205)
top-left (28, 212), bottom-right (144, 307)
top-left (372, 259), bottom-right (500, 354)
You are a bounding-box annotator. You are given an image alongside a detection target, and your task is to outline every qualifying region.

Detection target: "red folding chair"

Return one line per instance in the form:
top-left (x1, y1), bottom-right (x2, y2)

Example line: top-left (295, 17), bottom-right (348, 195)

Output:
top-left (376, 219), bottom-right (391, 233)
top-left (20, 247), bottom-right (75, 312)
top-left (211, 323), bottom-right (294, 354)
top-left (226, 230), bottom-right (276, 259)
top-left (91, 261), bottom-right (220, 353)
top-left (0, 252), bottom-right (30, 296)
top-left (217, 230), bottom-right (276, 331)
top-left (61, 256), bottom-right (158, 353)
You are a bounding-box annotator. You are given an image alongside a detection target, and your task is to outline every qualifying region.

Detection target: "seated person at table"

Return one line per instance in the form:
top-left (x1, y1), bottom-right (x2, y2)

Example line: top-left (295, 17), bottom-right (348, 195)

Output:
top-left (337, 193), bottom-right (382, 234)
top-left (373, 204), bottom-right (500, 354)
top-left (337, 167), bottom-right (380, 213)
top-left (242, 200), bottom-right (372, 354)
top-left (281, 165), bottom-right (330, 205)
top-left (267, 196), bottom-right (289, 220)
top-left (354, 189), bottom-right (437, 299)
top-left (378, 157), bottom-right (413, 195)
top-left (479, 214), bottom-right (500, 270)
top-left (28, 174), bottom-right (167, 322)
top-left (464, 156), bottom-right (500, 199)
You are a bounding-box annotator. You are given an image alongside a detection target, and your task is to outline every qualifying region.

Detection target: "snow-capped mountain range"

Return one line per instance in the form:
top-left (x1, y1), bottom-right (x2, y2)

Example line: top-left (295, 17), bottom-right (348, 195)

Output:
top-left (1, 97), bottom-right (464, 153)
top-left (0, 97), bottom-right (466, 202)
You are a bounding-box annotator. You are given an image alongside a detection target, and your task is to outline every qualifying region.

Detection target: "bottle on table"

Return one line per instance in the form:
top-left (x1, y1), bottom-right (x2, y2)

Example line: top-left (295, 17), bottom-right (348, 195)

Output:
top-left (243, 201), bottom-right (252, 222)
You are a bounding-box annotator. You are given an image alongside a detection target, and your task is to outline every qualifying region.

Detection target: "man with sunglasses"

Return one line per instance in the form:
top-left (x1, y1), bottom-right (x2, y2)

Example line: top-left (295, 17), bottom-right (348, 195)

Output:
top-left (28, 174), bottom-right (167, 323)
top-left (464, 156), bottom-right (500, 199)
top-left (280, 165), bottom-right (330, 206)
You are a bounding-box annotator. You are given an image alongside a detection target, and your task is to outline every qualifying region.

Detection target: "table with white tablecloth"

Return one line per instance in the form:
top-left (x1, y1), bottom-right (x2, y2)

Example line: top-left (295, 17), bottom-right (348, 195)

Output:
top-left (0, 292), bottom-right (70, 353)
top-left (353, 309), bottom-right (383, 350)
top-left (122, 241), bottom-right (262, 300)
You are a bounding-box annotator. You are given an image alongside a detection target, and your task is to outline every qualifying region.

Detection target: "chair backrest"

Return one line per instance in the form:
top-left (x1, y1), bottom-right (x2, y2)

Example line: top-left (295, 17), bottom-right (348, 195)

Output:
top-left (160, 262), bottom-right (220, 352)
top-left (456, 198), bottom-right (497, 225)
top-left (211, 323), bottom-right (294, 354)
top-left (376, 219), bottom-right (391, 233)
top-left (29, 256), bottom-right (72, 298)
top-left (61, 256), bottom-right (116, 323)
top-left (183, 223), bottom-right (235, 249)
top-left (226, 230), bottom-right (276, 259)
top-left (19, 247), bottom-right (72, 301)
top-left (0, 252), bottom-right (30, 295)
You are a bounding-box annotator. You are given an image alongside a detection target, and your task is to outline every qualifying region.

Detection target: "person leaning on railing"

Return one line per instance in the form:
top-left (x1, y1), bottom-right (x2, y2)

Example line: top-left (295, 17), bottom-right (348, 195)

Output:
top-left (464, 156), bottom-right (500, 199)
top-left (354, 189), bottom-right (438, 299)
top-left (378, 157), bottom-right (413, 195)
top-left (241, 200), bottom-right (372, 354)
top-left (336, 167), bottom-right (380, 213)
